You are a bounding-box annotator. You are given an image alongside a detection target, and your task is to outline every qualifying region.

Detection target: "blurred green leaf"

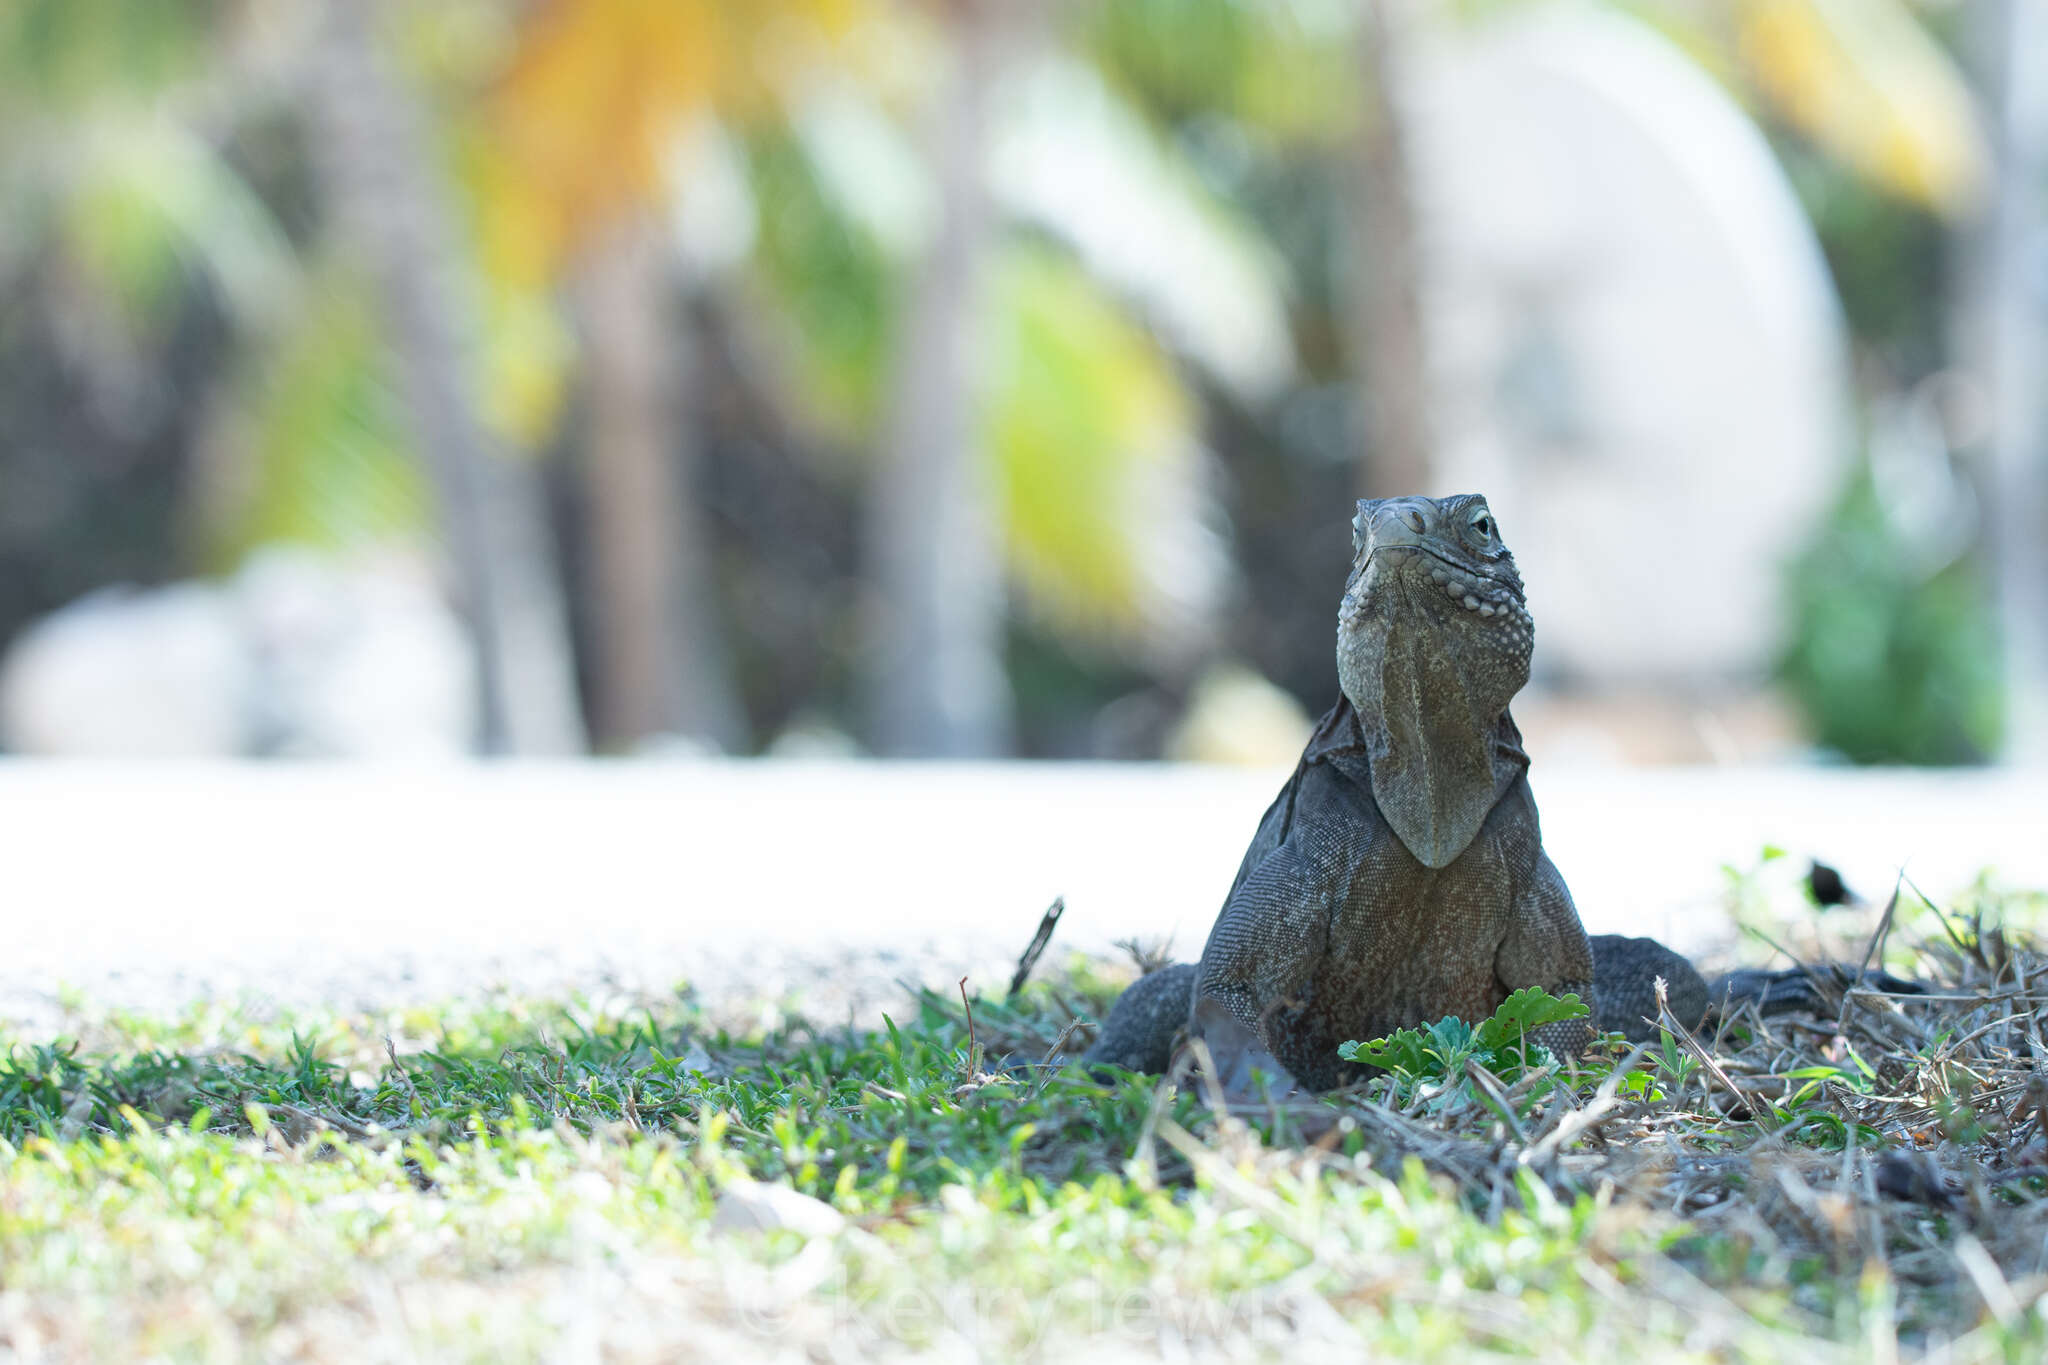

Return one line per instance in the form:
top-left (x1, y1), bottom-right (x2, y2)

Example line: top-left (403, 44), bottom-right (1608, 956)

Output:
top-left (985, 243), bottom-right (1209, 648)
top-left (745, 127), bottom-right (1217, 652)
top-left (1077, 0), bottom-right (1357, 146)
top-left (211, 272), bottom-right (428, 567)
top-left (1779, 468), bottom-right (2002, 765)
top-left (0, 0), bottom-right (226, 110)
top-left (993, 59), bottom-right (1296, 401)
top-left (59, 120), bottom-right (296, 338)
top-left (743, 128), bottom-right (899, 436)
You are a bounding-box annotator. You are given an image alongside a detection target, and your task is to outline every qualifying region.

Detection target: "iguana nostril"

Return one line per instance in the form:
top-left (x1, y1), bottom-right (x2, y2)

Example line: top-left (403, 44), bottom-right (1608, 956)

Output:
top-left (1404, 508), bottom-right (1426, 533)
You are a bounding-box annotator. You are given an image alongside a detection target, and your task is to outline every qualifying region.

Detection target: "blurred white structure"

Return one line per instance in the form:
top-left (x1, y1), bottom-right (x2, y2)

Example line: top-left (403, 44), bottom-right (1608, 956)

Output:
top-left (0, 550), bottom-right (476, 757)
top-left (1408, 11), bottom-right (1848, 681)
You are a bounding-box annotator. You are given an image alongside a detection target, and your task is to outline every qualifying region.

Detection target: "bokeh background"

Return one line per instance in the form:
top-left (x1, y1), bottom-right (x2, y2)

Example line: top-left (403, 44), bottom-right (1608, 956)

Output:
top-left (2, 0), bottom-right (2043, 767)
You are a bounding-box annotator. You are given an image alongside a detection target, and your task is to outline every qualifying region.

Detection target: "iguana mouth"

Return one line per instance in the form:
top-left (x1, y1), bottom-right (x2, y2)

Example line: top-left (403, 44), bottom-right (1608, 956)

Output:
top-left (1349, 545), bottom-right (1527, 622)
top-left (1370, 544), bottom-right (1523, 599)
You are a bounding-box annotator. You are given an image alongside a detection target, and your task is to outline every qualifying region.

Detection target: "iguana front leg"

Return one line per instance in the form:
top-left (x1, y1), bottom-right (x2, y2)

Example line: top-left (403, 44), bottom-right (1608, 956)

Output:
top-left (1193, 840), bottom-right (1339, 1057)
top-left (1495, 852), bottom-right (1597, 1058)
top-left (1082, 765), bottom-right (1311, 1078)
top-left (1081, 838), bottom-right (1331, 1079)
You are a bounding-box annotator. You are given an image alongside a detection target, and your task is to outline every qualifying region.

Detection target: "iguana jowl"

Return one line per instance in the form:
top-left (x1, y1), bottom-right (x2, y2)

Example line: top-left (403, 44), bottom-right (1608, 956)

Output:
top-left (1085, 494), bottom-right (1720, 1089)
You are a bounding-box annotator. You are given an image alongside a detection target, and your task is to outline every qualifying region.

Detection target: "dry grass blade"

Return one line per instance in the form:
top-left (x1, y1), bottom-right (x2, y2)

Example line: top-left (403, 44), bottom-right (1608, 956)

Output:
top-left (1656, 978), bottom-right (1766, 1121)
top-left (1850, 877), bottom-right (1905, 998)
top-left (1007, 896), bottom-right (1065, 999)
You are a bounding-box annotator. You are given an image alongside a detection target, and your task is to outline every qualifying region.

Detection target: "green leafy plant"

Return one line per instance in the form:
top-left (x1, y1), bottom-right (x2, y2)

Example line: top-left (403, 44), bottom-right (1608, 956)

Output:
top-left (1337, 987), bottom-right (1590, 1089)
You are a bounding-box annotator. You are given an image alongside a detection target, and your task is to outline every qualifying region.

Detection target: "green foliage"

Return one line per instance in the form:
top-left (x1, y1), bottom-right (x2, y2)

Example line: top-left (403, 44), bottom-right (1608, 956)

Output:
top-left (1475, 987), bottom-right (1590, 1052)
top-left (1078, 0), bottom-right (1357, 145)
top-left (1719, 842), bottom-right (1798, 944)
top-left (745, 115), bottom-right (1213, 649)
top-left (56, 119), bottom-right (299, 341)
top-left (743, 128), bottom-right (899, 436)
top-left (209, 274), bottom-right (428, 567)
top-left (1779, 467), bottom-right (2002, 764)
top-left (1337, 987), bottom-right (1590, 1088)
top-left (985, 243), bottom-right (1203, 643)
top-left (0, 0), bottom-right (227, 110)
top-left (0, 0), bottom-right (296, 343)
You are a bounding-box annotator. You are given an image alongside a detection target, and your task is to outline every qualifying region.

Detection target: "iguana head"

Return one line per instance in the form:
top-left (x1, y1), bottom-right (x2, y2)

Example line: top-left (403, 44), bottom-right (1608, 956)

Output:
top-left (1335, 494), bottom-right (1532, 868)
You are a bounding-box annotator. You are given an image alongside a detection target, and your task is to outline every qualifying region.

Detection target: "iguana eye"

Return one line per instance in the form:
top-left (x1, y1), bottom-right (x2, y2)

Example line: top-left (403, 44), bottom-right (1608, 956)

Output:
top-left (1469, 512), bottom-right (1496, 540)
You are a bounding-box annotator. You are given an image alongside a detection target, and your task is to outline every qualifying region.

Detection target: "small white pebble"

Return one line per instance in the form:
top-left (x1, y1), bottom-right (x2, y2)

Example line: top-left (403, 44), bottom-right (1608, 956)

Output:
top-left (713, 1180), bottom-right (846, 1239)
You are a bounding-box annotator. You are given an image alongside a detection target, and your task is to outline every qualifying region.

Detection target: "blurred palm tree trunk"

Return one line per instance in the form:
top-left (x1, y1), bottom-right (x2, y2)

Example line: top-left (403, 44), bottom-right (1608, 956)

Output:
top-left (574, 214), bottom-right (744, 750)
top-left (867, 0), bottom-right (1011, 756)
top-left (1976, 0), bottom-right (2048, 762)
top-left (1350, 0), bottom-right (1432, 500)
top-left (306, 0), bottom-right (585, 754)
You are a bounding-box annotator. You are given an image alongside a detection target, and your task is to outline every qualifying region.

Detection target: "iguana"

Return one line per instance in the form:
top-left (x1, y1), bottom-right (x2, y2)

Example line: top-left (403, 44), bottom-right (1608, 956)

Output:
top-left (1085, 494), bottom-right (1912, 1090)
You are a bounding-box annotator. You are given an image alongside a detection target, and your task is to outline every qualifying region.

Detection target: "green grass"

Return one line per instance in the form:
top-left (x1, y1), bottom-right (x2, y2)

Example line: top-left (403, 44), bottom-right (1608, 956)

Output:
top-left (6, 909), bottom-right (2048, 1361)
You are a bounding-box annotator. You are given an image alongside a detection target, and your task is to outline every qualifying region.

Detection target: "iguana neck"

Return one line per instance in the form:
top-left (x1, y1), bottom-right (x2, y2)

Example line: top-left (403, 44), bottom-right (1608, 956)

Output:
top-left (1334, 607), bottom-right (1529, 868)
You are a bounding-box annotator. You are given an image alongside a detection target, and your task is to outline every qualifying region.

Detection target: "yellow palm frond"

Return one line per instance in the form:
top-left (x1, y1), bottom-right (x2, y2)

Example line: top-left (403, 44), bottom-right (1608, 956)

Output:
top-left (1736, 0), bottom-right (1988, 218)
top-left (471, 0), bottom-right (865, 288)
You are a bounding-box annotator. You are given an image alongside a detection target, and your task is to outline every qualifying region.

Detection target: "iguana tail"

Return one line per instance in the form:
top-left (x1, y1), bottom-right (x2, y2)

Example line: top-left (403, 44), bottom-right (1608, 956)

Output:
top-left (1590, 933), bottom-right (1926, 1043)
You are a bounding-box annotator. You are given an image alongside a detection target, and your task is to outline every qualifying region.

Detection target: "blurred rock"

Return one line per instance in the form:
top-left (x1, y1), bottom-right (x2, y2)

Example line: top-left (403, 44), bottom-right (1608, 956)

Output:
top-left (0, 583), bottom-right (243, 757)
top-left (1165, 663), bottom-right (1312, 766)
top-left (712, 1179), bottom-right (845, 1238)
top-left (0, 549), bottom-right (475, 757)
top-left (766, 713), bottom-right (862, 759)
